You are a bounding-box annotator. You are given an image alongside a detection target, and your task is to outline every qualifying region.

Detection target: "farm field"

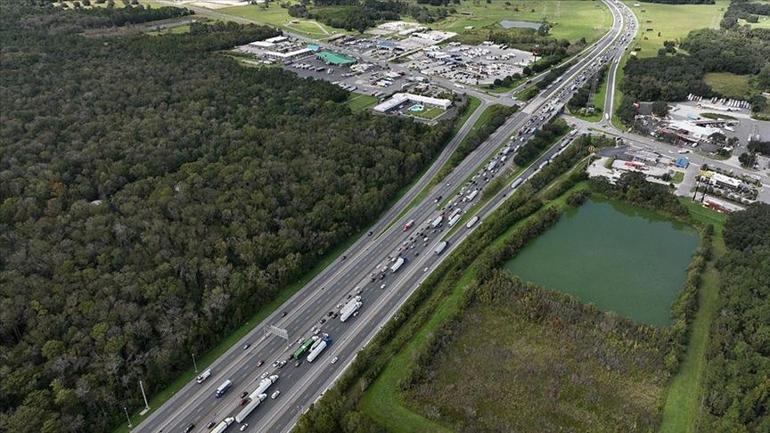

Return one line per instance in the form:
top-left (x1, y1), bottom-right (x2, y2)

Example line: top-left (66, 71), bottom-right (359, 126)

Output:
top-left (624, 0), bottom-right (728, 58)
top-left (704, 72), bottom-right (753, 99)
top-left (432, 0), bottom-right (613, 43)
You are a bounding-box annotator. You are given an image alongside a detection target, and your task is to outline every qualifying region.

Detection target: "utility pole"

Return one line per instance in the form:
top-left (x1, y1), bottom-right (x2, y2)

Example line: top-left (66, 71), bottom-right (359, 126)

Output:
top-left (192, 352), bottom-right (198, 373)
top-left (124, 406), bottom-right (132, 429)
top-left (139, 380), bottom-right (150, 414)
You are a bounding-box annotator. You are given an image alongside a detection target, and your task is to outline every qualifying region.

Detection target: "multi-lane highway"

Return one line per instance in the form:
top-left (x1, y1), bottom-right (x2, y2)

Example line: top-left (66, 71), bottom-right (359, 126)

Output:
top-left (134, 2), bottom-right (636, 432)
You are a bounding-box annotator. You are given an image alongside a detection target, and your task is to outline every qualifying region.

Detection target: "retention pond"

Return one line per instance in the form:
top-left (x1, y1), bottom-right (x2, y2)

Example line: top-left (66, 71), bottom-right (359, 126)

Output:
top-left (504, 199), bottom-right (699, 326)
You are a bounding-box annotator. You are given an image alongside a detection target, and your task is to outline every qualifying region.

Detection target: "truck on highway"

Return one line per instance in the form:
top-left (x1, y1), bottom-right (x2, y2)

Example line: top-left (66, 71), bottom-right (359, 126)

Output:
top-left (253, 375), bottom-right (279, 397)
top-left (510, 178), bottom-right (524, 189)
top-left (235, 394), bottom-right (267, 424)
top-left (215, 379), bottom-right (232, 398)
top-left (448, 213), bottom-right (462, 227)
top-left (390, 256), bottom-right (406, 273)
top-left (402, 219), bottom-right (415, 231)
top-left (466, 215), bottom-right (479, 228)
top-left (211, 417), bottom-right (236, 433)
top-left (434, 241), bottom-right (448, 255)
top-left (487, 159), bottom-right (498, 171)
top-left (307, 336), bottom-right (332, 363)
top-left (340, 297), bottom-right (362, 322)
top-left (465, 189), bottom-right (479, 202)
top-left (196, 368), bottom-right (211, 384)
top-left (293, 336), bottom-right (319, 359)
top-left (430, 215), bottom-right (443, 228)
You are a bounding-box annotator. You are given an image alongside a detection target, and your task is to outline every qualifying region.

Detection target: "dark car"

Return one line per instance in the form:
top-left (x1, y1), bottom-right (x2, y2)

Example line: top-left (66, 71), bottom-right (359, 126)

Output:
top-left (281, 311), bottom-right (288, 317)
top-left (256, 360), bottom-right (264, 367)
top-left (207, 421), bottom-right (216, 429)
top-left (240, 391), bottom-right (248, 399)
top-left (240, 397), bottom-right (250, 406)
top-left (184, 424), bottom-right (195, 433)
top-left (295, 360), bottom-right (302, 367)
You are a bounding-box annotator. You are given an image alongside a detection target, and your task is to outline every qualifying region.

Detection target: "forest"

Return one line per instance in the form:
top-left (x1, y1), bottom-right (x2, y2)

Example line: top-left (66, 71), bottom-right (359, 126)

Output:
top-left (700, 204), bottom-right (770, 433)
top-left (0, 2), bottom-right (455, 432)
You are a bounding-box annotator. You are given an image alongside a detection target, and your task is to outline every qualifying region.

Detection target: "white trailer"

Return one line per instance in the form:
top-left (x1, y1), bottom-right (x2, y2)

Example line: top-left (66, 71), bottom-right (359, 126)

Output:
top-left (465, 189), bottom-right (479, 202)
top-left (235, 394), bottom-right (267, 423)
top-left (511, 178), bottom-right (524, 189)
top-left (390, 256), bottom-right (405, 273)
top-left (211, 417), bottom-right (235, 433)
top-left (448, 213), bottom-right (462, 227)
top-left (430, 215), bottom-right (443, 228)
top-left (253, 375), bottom-right (279, 397)
top-left (466, 215), bottom-right (479, 228)
top-left (306, 339), bottom-right (328, 363)
top-left (434, 241), bottom-right (448, 255)
top-left (339, 301), bottom-right (362, 322)
top-left (215, 379), bottom-right (232, 398)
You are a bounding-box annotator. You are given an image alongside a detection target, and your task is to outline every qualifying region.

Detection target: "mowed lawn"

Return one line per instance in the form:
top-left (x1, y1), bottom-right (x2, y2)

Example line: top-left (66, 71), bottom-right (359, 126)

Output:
top-left (704, 72), bottom-right (753, 99)
top-left (219, 3), bottom-right (339, 38)
top-left (624, 0), bottom-right (729, 58)
top-left (432, 0), bottom-right (613, 43)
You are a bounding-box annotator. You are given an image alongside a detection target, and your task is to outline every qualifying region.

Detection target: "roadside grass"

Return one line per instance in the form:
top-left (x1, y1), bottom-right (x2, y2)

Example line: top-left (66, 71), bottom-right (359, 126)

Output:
top-left (431, 0), bottom-right (612, 43)
top-left (219, 3), bottom-right (340, 38)
top-left (704, 72), bottom-right (752, 100)
top-left (146, 23), bottom-right (191, 35)
top-left (516, 84), bottom-right (539, 101)
top-left (659, 199), bottom-right (726, 433)
top-left (611, 52), bottom-right (629, 130)
top-left (346, 93), bottom-right (378, 112)
top-left (623, 0), bottom-right (728, 59)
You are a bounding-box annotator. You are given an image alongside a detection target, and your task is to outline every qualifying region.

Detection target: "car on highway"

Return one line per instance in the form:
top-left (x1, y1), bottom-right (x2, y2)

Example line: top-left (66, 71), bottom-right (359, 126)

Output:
top-left (239, 424), bottom-right (248, 432)
top-left (207, 421), bottom-right (216, 429)
top-left (295, 360), bottom-right (302, 367)
top-left (242, 343), bottom-right (250, 350)
top-left (240, 391), bottom-right (249, 399)
top-left (271, 390), bottom-right (281, 399)
top-left (331, 356), bottom-right (339, 364)
top-left (256, 360), bottom-right (264, 367)
top-left (380, 283), bottom-right (386, 289)
top-left (281, 311), bottom-right (288, 317)
top-left (184, 424), bottom-right (195, 433)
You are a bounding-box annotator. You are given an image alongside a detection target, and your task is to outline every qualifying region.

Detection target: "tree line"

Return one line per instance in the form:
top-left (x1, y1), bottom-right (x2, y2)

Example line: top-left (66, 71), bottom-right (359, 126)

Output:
top-left (0, 2), bottom-right (455, 432)
top-left (700, 203), bottom-right (770, 433)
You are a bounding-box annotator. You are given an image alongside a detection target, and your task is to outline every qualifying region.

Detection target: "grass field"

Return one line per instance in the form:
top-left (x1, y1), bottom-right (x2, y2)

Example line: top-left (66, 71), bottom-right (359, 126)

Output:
top-left (411, 105), bottom-right (447, 120)
top-left (219, 3), bottom-right (340, 39)
top-left (346, 93), bottom-right (378, 112)
top-left (432, 0), bottom-right (612, 43)
top-left (704, 72), bottom-right (753, 99)
top-left (624, 0), bottom-right (728, 58)
top-left (659, 200), bottom-right (726, 433)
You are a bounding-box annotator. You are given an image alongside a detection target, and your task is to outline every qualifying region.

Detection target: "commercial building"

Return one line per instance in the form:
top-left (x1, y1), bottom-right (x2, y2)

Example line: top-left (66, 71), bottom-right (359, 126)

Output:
top-left (316, 51), bottom-right (356, 66)
top-left (373, 92), bottom-right (452, 113)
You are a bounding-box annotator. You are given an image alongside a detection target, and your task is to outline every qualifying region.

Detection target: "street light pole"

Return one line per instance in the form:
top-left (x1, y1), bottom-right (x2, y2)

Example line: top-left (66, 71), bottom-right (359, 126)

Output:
top-left (192, 352), bottom-right (198, 373)
top-left (139, 380), bottom-right (150, 412)
top-left (124, 406), bottom-right (132, 429)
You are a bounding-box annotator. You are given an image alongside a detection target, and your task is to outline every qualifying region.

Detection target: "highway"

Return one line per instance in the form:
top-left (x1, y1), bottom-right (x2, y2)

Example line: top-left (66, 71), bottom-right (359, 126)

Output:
top-left (133, 1), bottom-right (636, 432)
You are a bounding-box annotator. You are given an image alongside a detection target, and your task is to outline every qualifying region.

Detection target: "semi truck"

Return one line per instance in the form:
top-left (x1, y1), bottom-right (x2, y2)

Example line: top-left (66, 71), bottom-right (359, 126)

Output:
top-left (340, 298), bottom-right (362, 322)
top-left (211, 417), bottom-right (235, 433)
top-left (434, 241), bottom-right (448, 255)
top-left (430, 215), bottom-right (444, 228)
top-left (465, 189), bottom-right (479, 202)
top-left (390, 256), bottom-right (405, 273)
top-left (253, 375), bottom-right (279, 396)
top-left (307, 336), bottom-right (332, 363)
top-left (466, 215), bottom-right (479, 228)
top-left (448, 213), bottom-right (462, 227)
top-left (215, 380), bottom-right (232, 398)
top-left (511, 178), bottom-right (523, 189)
top-left (402, 219), bottom-right (415, 231)
top-left (196, 368), bottom-right (212, 384)
top-left (293, 336), bottom-right (319, 359)
top-left (235, 394), bottom-right (267, 424)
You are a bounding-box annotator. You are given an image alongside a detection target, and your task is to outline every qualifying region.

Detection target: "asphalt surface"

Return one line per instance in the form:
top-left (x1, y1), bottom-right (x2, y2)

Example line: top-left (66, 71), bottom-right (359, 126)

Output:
top-left (134, 2), bottom-right (634, 433)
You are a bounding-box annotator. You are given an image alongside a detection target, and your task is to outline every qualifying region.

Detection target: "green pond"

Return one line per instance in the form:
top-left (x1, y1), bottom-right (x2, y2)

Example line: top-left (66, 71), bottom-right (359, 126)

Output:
top-left (504, 199), bottom-right (699, 327)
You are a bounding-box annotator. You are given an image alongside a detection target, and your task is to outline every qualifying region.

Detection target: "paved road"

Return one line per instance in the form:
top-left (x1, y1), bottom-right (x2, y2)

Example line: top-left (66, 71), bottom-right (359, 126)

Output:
top-left (132, 2), bottom-right (632, 433)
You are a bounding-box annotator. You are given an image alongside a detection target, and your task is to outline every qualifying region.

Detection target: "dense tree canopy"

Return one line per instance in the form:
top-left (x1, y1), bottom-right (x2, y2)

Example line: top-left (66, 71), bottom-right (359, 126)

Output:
top-left (0, 2), bottom-right (454, 432)
top-left (701, 203), bottom-right (770, 433)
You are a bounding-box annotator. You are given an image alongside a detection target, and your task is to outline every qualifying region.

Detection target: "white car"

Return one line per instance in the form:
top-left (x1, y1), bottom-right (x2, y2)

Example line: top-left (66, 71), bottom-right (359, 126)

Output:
top-left (331, 356), bottom-right (339, 364)
top-left (271, 390), bottom-right (281, 399)
top-left (240, 424), bottom-right (248, 432)
top-left (423, 267), bottom-right (429, 272)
